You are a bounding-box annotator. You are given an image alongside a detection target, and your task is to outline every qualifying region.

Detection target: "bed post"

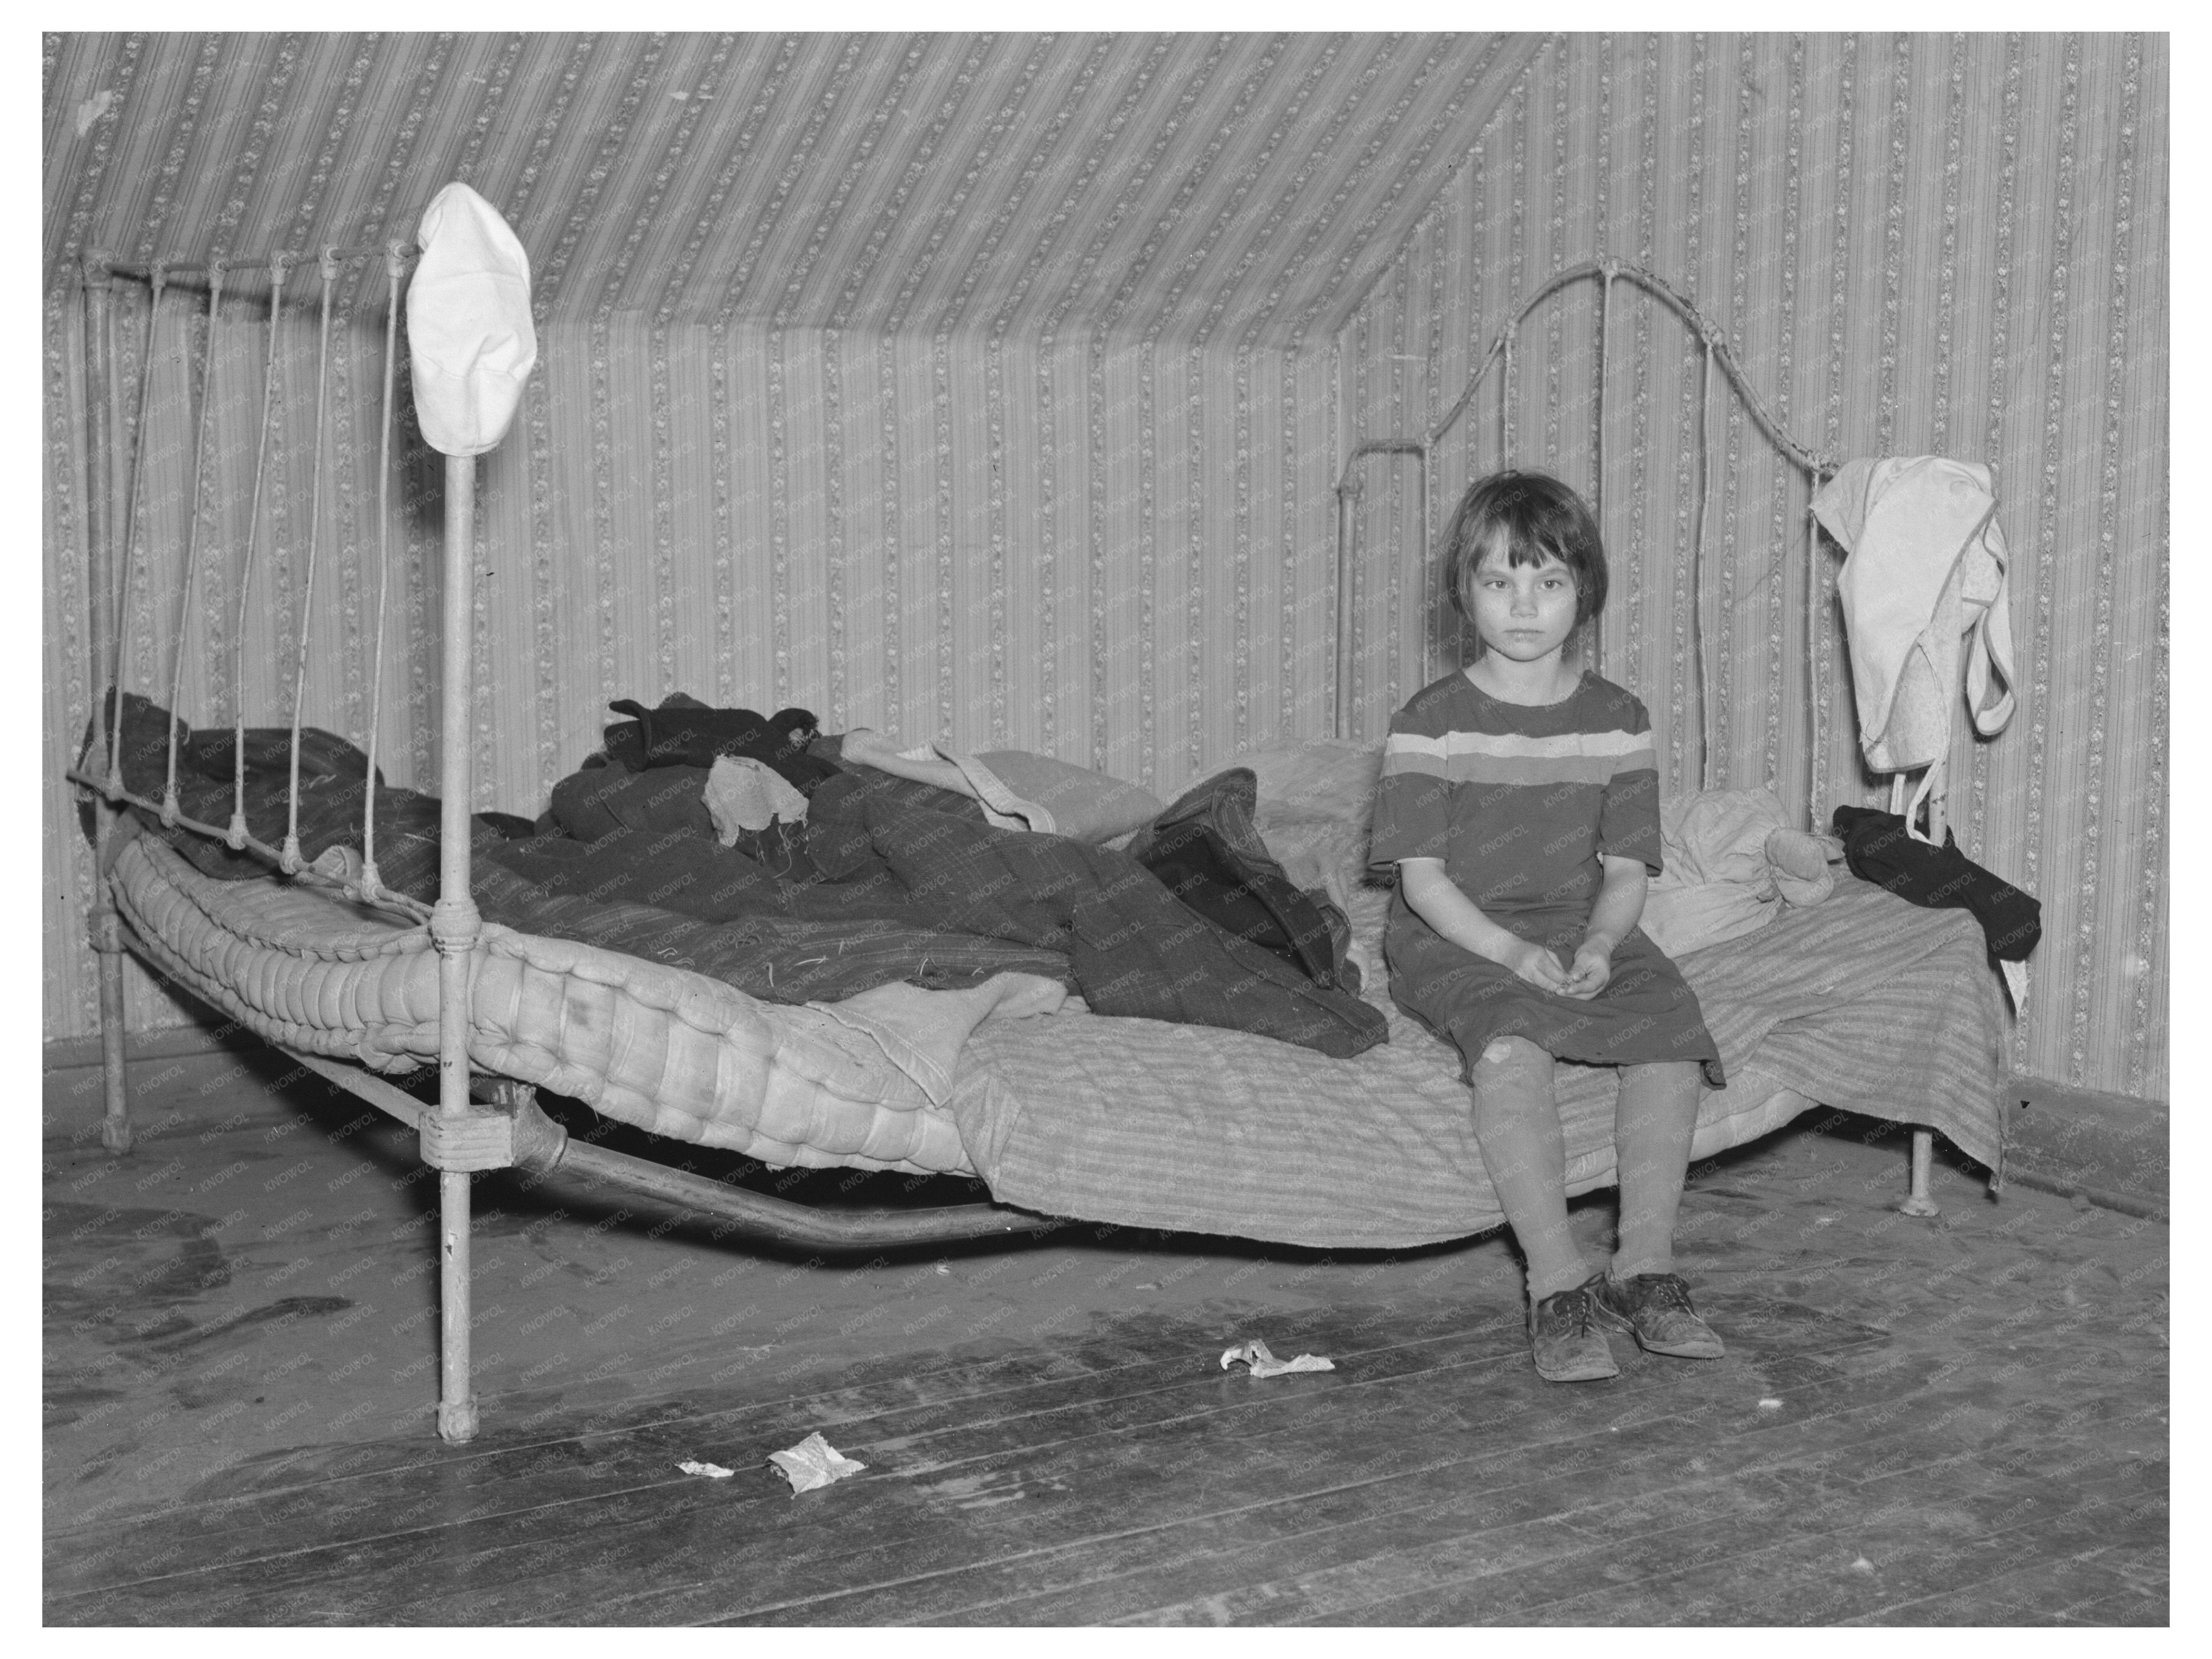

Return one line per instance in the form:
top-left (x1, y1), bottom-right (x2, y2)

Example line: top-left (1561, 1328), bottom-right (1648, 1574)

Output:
top-left (432, 448), bottom-right (481, 1442)
top-left (1892, 765), bottom-right (1944, 1219)
top-left (80, 250), bottom-right (133, 1156)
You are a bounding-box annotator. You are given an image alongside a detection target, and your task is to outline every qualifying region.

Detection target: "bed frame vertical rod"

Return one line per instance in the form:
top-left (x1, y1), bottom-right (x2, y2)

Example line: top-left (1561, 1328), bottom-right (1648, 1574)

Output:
top-left (1500, 324), bottom-right (1515, 468)
top-left (1593, 265), bottom-right (1613, 680)
top-left (163, 267), bottom-right (225, 829)
top-left (1805, 483), bottom-right (1822, 832)
top-left (1880, 763), bottom-right (1945, 1217)
top-left (1334, 478), bottom-right (1358, 740)
top-left (80, 252), bottom-right (133, 1156)
top-left (1694, 340), bottom-right (1717, 791)
top-left (106, 263), bottom-right (165, 791)
top-left (1908, 751), bottom-right (1948, 1217)
top-left (1418, 446), bottom-right (1432, 696)
top-left (432, 448), bottom-right (482, 1444)
top-left (359, 248), bottom-right (404, 903)
top-left (282, 252), bottom-right (341, 875)
top-left (228, 256), bottom-right (290, 851)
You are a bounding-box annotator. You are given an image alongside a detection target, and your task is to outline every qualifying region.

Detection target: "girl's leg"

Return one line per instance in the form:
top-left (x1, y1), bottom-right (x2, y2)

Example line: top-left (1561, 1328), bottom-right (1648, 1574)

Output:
top-left (1468, 1036), bottom-right (1591, 1298)
top-left (1611, 1059), bottom-right (1704, 1279)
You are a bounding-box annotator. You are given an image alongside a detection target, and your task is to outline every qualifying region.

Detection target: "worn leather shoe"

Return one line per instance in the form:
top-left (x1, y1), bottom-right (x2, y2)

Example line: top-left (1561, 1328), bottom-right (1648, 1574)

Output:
top-left (1589, 1271), bottom-right (1725, 1358)
top-left (1527, 1274), bottom-right (1621, 1382)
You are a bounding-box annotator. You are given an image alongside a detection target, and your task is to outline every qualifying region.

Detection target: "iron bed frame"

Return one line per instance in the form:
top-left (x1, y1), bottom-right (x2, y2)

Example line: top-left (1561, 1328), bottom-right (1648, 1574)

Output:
top-left (66, 238), bottom-right (1974, 1443)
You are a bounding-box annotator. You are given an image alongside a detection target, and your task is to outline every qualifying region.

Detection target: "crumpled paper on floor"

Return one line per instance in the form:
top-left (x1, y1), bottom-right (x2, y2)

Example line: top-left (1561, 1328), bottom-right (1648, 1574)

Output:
top-left (767, 1432), bottom-right (868, 1495)
top-left (1220, 1338), bottom-right (1335, 1378)
top-left (677, 1459), bottom-right (734, 1479)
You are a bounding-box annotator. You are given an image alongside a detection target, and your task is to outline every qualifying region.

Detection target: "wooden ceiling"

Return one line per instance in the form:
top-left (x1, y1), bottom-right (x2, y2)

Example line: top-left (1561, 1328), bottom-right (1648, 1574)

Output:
top-left (44, 32), bottom-right (1543, 345)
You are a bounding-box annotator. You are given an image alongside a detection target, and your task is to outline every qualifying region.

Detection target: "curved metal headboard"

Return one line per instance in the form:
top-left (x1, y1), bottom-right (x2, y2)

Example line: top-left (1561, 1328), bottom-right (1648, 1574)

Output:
top-left (1331, 258), bottom-right (1841, 805)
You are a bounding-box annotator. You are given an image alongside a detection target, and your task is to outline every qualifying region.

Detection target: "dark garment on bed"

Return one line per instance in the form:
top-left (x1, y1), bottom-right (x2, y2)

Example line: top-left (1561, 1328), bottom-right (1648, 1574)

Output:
top-left (1830, 805), bottom-right (2041, 962)
top-left (468, 851), bottom-right (1070, 1002)
top-left (541, 736), bottom-right (973, 852)
top-left (1123, 767), bottom-right (1356, 989)
top-left (602, 693), bottom-right (838, 792)
top-left (475, 810), bottom-right (540, 840)
top-left (812, 796), bottom-right (1384, 1056)
top-left (91, 692), bottom-right (1070, 1003)
top-left (83, 693), bottom-right (490, 898)
top-left (547, 761), bottom-right (720, 842)
top-left (94, 692), bottom-right (1384, 1052)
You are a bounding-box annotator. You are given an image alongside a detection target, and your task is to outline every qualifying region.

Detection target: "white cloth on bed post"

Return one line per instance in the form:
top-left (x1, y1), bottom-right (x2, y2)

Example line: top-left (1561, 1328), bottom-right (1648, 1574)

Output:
top-left (406, 181), bottom-right (538, 1445)
top-left (406, 182), bottom-right (538, 457)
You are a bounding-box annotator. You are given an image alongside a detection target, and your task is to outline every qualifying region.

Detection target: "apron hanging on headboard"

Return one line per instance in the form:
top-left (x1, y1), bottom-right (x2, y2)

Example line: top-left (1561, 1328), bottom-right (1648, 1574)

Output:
top-left (1811, 456), bottom-right (2020, 841)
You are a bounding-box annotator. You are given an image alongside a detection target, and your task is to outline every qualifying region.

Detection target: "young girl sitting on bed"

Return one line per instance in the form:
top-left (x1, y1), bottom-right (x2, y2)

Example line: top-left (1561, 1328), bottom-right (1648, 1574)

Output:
top-left (1369, 470), bottom-right (1726, 1384)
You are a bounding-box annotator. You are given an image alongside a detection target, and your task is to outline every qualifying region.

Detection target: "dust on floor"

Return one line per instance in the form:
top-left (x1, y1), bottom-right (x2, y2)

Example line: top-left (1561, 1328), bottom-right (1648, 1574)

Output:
top-left (43, 1043), bottom-right (2168, 1624)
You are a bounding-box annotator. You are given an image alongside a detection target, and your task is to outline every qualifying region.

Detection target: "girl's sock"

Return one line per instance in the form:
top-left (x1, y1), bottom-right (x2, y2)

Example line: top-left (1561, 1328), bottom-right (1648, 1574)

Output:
top-left (1611, 1059), bottom-right (1704, 1279)
top-left (1468, 1037), bottom-right (1592, 1300)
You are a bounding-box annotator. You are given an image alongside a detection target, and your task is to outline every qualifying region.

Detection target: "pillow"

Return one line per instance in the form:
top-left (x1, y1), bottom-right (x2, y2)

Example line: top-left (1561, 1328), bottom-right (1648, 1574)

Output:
top-left (974, 750), bottom-right (1166, 843)
top-left (1233, 739), bottom-right (1383, 836)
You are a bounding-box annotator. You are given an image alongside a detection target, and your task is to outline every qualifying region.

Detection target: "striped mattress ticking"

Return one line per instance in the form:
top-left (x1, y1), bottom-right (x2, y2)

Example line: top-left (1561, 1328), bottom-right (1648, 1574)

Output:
top-left (948, 877), bottom-right (2007, 1249)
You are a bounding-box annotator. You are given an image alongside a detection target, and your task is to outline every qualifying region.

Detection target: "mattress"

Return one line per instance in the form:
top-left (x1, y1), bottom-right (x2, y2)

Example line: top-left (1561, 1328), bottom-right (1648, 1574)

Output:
top-left (952, 875), bottom-right (2007, 1248)
top-left (103, 744), bottom-right (2008, 1249)
top-left (107, 825), bottom-right (971, 1176)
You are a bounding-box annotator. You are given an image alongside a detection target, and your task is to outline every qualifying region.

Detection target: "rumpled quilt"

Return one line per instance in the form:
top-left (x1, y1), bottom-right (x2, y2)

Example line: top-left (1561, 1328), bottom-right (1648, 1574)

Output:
top-left (88, 695), bottom-right (1383, 1057)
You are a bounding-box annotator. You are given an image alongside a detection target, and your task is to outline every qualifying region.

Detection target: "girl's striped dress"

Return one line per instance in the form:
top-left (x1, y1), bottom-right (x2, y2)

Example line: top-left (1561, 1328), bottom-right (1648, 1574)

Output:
top-left (1368, 669), bottom-right (1724, 1087)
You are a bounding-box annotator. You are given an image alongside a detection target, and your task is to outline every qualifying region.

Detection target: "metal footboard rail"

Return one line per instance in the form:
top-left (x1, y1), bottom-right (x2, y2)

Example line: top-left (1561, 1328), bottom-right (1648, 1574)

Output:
top-left (278, 1048), bottom-right (1061, 1254)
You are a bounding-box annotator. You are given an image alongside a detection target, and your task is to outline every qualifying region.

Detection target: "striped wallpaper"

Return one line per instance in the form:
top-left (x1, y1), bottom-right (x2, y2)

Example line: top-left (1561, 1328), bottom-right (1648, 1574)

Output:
top-left (43, 33), bottom-right (2165, 1104)
top-left (1339, 32), bottom-right (2167, 1098)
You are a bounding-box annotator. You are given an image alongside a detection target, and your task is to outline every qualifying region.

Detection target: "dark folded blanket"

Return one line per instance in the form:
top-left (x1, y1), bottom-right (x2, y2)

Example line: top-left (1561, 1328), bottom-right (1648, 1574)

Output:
top-left (1830, 805), bottom-right (2041, 962)
top-left (815, 796), bottom-right (1383, 1056)
top-left (87, 693), bottom-right (1053, 1001)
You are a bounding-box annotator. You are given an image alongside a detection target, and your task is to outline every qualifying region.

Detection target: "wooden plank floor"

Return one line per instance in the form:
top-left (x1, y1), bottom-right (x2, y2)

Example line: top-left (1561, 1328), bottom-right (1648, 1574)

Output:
top-left (43, 1046), bottom-right (2168, 1625)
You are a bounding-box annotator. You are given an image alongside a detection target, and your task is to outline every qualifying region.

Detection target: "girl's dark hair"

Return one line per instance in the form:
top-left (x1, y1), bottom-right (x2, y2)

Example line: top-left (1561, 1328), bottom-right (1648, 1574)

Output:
top-left (1443, 469), bottom-right (1609, 634)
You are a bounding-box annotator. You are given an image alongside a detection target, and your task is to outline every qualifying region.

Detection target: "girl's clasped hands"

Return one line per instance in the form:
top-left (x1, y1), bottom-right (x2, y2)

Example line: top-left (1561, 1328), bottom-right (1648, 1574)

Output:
top-left (1503, 936), bottom-right (1614, 999)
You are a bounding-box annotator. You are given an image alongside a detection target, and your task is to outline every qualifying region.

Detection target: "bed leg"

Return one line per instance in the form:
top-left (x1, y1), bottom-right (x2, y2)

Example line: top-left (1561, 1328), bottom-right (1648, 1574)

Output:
top-left (1899, 1127), bottom-right (1940, 1217)
top-left (437, 1167), bottom-right (478, 1442)
top-left (91, 867), bottom-right (133, 1155)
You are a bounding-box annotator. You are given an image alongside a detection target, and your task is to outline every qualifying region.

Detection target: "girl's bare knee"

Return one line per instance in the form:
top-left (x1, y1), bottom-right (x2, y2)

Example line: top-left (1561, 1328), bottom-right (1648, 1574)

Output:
top-left (1476, 1035), bottom-right (1544, 1071)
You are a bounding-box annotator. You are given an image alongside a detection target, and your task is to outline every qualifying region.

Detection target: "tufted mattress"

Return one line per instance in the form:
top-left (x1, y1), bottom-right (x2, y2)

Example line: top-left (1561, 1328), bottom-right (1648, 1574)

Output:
top-left (103, 739), bottom-right (2010, 1249)
top-left (108, 826), bottom-right (972, 1176)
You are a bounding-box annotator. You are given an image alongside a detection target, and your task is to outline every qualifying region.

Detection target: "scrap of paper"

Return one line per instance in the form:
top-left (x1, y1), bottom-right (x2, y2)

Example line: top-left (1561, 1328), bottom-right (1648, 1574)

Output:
top-left (677, 1459), bottom-right (735, 1479)
top-left (767, 1432), bottom-right (868, 1495)
top-left (1220, 1338), bottom-right (1335, 1378)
